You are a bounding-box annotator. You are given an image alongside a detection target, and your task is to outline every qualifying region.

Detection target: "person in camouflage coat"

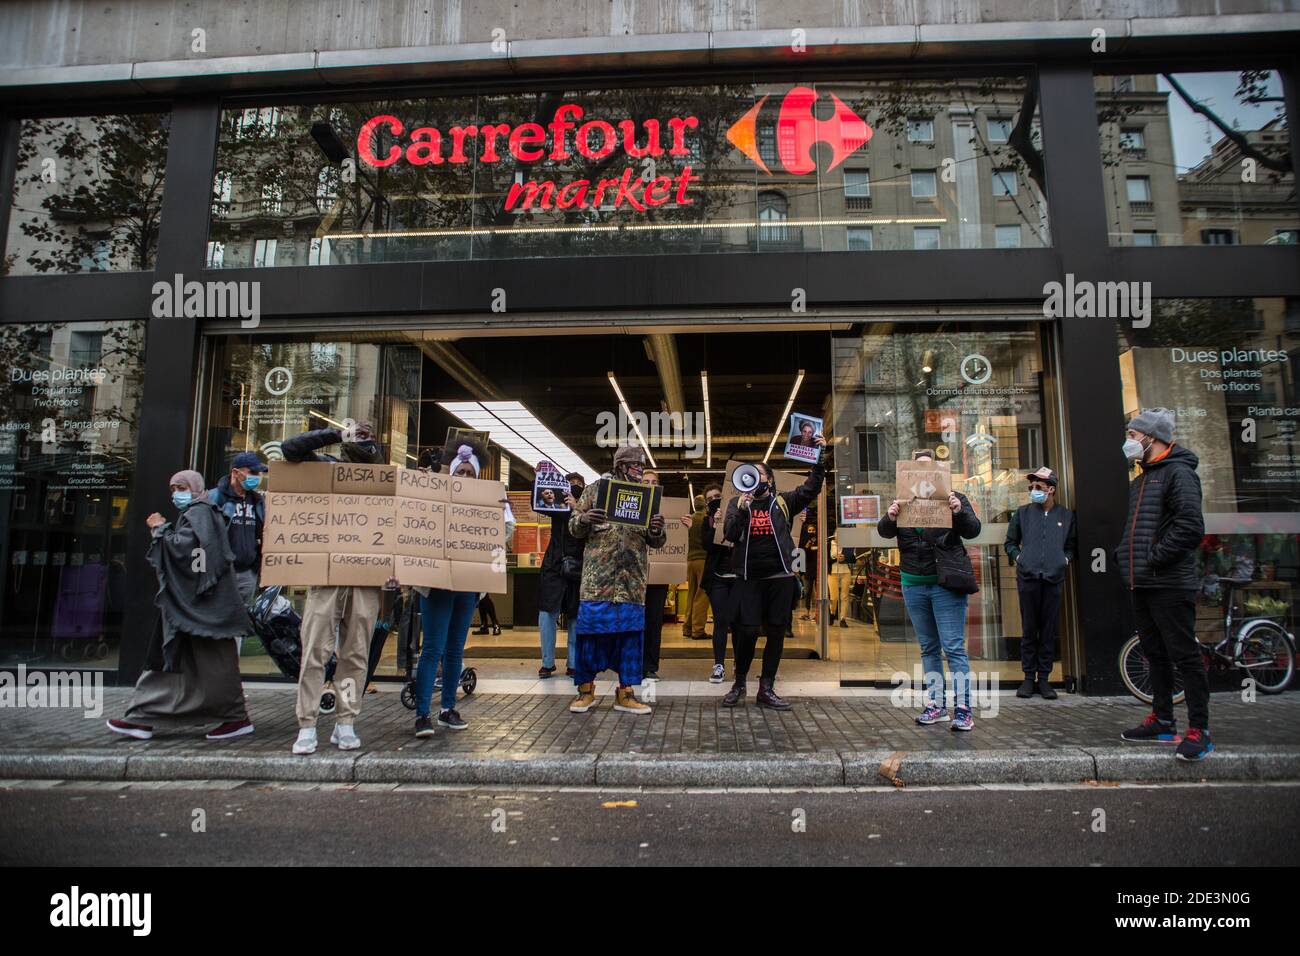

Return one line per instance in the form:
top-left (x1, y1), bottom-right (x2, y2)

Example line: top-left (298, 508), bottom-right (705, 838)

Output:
top-left (567, 445), bottom-right (666, 715)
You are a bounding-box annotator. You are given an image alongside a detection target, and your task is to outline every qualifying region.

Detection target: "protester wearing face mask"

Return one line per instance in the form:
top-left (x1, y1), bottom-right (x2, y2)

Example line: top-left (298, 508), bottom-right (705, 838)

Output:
top-left (879, 449), bottom-right (983, 731)
top-left (281, 420), bottom-right (384, 754)
top-left (1115, 408), bottom-right (1212, 761)
top-left (207, 451), bottom-right (269, 616)
top-left (412, 438), bottom-right (514, 737)
top-left (1003, 466), bottom-right (1076, 700)
top-left (107, 471), bottom-right (255, 742)
top-left (721, 436), bottom-right (827, 709)
top-left (567, 446), bottom-right (666, 715)
top-left (537, 472), bottom-right (586, 679)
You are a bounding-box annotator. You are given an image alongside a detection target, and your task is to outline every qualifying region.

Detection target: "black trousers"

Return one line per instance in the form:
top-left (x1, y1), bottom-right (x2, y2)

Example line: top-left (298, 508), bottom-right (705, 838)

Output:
top-left (477, 595), bottom-right (498, 628)
top-left (732, 576), bottom-right (797, 682)
top-left (708, 577), bottom-right (735, 667)
top-left (643, 584), bottom-right (669, 672)
top-left (1132, 587), bottom-right (1209, 730)
top-left (1017, 576), bottom-right (1062, 676)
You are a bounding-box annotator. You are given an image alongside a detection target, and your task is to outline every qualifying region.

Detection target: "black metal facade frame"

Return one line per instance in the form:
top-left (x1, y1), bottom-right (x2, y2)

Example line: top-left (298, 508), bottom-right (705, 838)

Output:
top-left (0, 53), bottom-right (1297, 692)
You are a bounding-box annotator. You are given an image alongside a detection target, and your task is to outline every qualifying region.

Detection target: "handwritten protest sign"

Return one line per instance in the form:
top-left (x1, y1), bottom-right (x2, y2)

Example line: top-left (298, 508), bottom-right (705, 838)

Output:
top-left (895, 459), bottom-right (952, 529)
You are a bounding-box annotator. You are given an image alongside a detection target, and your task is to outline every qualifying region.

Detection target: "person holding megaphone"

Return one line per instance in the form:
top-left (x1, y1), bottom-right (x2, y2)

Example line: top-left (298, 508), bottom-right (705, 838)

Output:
top-left (720, 434), bottom-right (827, 709)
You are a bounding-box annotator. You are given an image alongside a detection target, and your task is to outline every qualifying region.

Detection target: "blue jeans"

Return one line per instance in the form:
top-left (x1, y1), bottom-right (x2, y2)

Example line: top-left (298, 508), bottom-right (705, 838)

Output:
top-left (902, 583), bottom-right (972, 710)
top-left (416, 589), bottom-right (477, 716)
top-left (538, 609), bottom-right (574, 669)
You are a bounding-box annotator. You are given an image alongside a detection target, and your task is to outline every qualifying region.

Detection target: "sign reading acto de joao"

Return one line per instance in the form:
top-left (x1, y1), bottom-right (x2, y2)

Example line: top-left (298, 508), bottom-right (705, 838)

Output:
top-left (356, 103), bottom-right (703, 212)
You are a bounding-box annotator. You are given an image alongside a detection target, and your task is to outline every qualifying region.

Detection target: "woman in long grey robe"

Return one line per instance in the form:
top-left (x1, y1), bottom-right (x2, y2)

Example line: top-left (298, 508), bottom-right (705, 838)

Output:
top-left (107, 470), bottom-right (256, 741)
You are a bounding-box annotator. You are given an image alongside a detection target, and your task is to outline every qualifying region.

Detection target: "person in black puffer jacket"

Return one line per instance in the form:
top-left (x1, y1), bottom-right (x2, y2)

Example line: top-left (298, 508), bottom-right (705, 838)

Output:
top-left (537, 472), bottom-right (586, 679)
top-left (1115, 408), bottom-right (1212, 762)
top-left (877, 448), bottom-right (982, 731)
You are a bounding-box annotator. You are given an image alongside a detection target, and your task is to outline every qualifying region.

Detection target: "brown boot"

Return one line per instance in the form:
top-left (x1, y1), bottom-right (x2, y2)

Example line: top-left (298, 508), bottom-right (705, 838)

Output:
top-left (570, 682), bottom-right (598, 713)
top-left (614, 685), bottom-right (652, 715)
top-left (756, 677), bottom-right (791, 710)
top-left (721, 680), bottom-right (747, 707)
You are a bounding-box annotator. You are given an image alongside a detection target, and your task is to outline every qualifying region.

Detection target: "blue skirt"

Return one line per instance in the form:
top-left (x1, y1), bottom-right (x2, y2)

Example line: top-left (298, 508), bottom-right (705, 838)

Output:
top-left (572, 601), bottom-right (643, 686)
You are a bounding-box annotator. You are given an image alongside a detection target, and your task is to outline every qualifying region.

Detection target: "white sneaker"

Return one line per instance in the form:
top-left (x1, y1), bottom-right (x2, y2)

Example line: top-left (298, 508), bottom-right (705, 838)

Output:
top-left (709, 664), bottom-right (725, 684)
top-left (292, 727), bottom-right (317, 755)
top-left (330, 724), bottom-right (361, 750)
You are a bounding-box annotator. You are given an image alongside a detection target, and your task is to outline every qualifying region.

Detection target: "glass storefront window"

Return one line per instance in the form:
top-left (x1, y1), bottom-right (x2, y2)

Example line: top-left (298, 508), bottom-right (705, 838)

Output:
top-left (1117, 297), bottom-right (1299, 637)
top-left (1095, 70), bottom-right (1296, 247)
top-left (4, 113), bottom-right (171, 275)
top-left (830, 322), bottom-right (1060, 683)
top-left (206, 73), bottom-right (1047, 266)
top-left (0, 321), bottom-right (147, 669)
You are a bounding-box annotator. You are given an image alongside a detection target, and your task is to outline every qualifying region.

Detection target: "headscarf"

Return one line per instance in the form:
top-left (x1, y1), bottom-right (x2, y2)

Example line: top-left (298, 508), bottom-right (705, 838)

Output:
top-left (453, 443), bottom-right (481, 477)
top-left (169, 469), bottom-right (207, 501)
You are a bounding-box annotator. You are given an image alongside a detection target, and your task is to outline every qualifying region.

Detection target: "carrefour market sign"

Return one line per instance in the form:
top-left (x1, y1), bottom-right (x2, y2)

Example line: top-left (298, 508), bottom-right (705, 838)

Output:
top-left (357, 104), bottom-right (702, 212)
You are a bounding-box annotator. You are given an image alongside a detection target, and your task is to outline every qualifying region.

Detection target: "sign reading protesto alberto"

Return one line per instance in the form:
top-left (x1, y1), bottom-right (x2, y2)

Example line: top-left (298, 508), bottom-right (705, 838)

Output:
top-left (260, 461), bottom-right (507, 592)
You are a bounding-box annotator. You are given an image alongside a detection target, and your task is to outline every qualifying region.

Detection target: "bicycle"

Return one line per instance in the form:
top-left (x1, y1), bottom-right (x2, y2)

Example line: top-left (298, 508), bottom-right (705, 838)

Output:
top-left (1120, 577), bottom-right (1296, 704)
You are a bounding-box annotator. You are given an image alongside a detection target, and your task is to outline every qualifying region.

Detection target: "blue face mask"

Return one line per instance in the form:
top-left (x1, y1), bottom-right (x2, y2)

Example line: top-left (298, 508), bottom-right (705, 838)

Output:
top-left (172, 491), bottom-right (193, 510)
top-left (1030, 489), bottom-right (1048, 504)
top-left (242, 475), bottom-right (261, 491)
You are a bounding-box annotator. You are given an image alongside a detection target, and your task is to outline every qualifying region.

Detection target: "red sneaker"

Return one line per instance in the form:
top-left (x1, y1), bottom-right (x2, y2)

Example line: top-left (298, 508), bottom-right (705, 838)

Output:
top-left (106, 719), bottom-right (153, 740)
top-left (204, 719), bottom-right (254, 741)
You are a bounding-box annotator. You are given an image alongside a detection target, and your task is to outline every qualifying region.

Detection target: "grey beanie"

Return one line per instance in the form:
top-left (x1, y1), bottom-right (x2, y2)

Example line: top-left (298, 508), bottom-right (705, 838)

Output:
top-left (1127, 407), bottom-right (1175, 443)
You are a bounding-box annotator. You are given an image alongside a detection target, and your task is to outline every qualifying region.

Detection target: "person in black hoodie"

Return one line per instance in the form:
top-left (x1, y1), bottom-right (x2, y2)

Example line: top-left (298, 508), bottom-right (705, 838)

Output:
top-left (207, 451), bottom-right (268, 610)
top-left (1004, 466), bottom-right (1076, 700)
top-left (1115, 408), bottom-right (1212, 762)
top-left (281, 421), bottom-right (385, 756)
top-left (721, 435), bottom-right (826, 709)
top-left (878, 449), bottom-right (983, 731)
top-left (537, 472), bottom-right (586, 679)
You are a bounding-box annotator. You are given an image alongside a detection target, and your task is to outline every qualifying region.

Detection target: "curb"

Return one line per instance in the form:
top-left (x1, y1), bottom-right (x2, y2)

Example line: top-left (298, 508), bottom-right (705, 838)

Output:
top-left (3, 747), bottom-right (1299, 788)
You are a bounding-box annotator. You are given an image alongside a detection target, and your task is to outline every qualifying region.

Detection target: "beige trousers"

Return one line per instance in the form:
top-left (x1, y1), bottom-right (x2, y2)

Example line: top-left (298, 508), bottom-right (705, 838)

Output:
top-left (685, 559), bottom-right (710, 636)
top-left (295, 585), bottom-right (382, 728)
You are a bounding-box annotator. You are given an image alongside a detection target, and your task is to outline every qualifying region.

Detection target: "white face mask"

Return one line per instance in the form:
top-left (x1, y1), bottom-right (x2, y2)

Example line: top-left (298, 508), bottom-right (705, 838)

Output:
top-left (1123, 437), bottom-right (1146, 461)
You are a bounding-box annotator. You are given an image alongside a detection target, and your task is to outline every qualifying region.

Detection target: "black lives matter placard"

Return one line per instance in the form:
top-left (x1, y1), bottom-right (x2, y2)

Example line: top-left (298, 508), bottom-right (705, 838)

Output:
top-left (595, 479), bottom-right (662, 529)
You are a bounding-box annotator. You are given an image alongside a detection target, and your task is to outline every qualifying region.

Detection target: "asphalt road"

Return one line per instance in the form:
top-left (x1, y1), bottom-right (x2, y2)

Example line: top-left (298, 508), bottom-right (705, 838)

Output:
top-left (3, 781), bottom-right (1298, 867)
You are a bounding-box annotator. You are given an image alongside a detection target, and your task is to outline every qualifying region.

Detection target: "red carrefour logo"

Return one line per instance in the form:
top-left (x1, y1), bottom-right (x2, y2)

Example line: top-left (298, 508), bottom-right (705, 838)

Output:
top-left (727, 86), bottom-right (872, 175)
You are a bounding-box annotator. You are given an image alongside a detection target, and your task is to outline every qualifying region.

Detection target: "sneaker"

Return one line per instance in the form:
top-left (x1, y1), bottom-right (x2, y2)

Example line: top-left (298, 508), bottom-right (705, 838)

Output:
top-left (950, 707), bottom-right (974, 731)
top-left (538, 665), bottom-right (557, 679)
top-left (1016, 677), bottom-right (1035, 699)
top-left (1121, 713), bottom-right (1178, 743)
top-left (437, 708), bottom-right (468, 730)
top-left (292, 727), bottom-right (318, 755)
top-left (839, 619), bottom-right (849, 628)
top-left (916, 705), bottom-right (950, 725)
top-left (319, 691), bottom-right (336, 715)
top-left (709, 664), bottom-right (725, 684)
top-left (643, 670), bottom-right (660, 682)
top-left (106, 718), bottom-right (153, 740)
top-left (614, 685), bottom-right (652, 715)
top-left (1175, 728), bottom-right (1214, 762)
top-left (492, 624), bottom-right (501, 636)
top-left (570, 682), bottom-right (598, 713)
top-left (204, 719), bottom-right (254, 741)
top-left (413, 716), bottom-right (435, 738)
top-left (330, 724), bottom-right (361, 750)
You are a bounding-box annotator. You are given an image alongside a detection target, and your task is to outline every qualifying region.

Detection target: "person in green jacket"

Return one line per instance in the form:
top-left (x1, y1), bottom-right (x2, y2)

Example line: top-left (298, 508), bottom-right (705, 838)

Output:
top-left (684, 494), bottom-right (711, 639)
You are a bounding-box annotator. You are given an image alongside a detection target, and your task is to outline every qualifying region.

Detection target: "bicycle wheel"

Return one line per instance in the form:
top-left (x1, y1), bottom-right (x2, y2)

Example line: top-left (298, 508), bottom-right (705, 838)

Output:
top-left (1237, 621), bottom-right (1295, 694)
top-left (1119, 634), bottom-right (1186, 706)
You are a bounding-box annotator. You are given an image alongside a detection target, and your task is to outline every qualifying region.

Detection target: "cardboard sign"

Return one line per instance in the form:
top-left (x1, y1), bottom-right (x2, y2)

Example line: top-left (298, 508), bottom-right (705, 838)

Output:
top-left (532, 460), bottom-right (571, 513)
top-left (263, 492), bottom-right (335, 553)
top-left (895, 459), bottom-right (952, 529)
top-left (451, 561), bottom-right (506, 594)
top-left (445, 502), bottom-right (507, 563)
top-left (648, 495), bottom-right (690, 586)
top-left (267, 461), bottom-right (334, 494)
top-left (328, 552), bottom-right (394, 587)
top-left (331, 494), bottom-right (396, 553)
top-left (397, 466), bottom-right (449, 502)
top-left (783, 412), bottom-right (823, 464)
top-left (450, 474), bottom-right (506, 507)
top-left (332, 462), bottom-right (398, 495)
top-left (595, 479), bottom-right (662, 528)
top-left (394, 497), bottom-right (445, 557)
top-left (839, 494), bottom-right (881, 525)
top-left (260, 551), bottom-right (329, 586)
top-left (394, 553), bottom-right (452, 589)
